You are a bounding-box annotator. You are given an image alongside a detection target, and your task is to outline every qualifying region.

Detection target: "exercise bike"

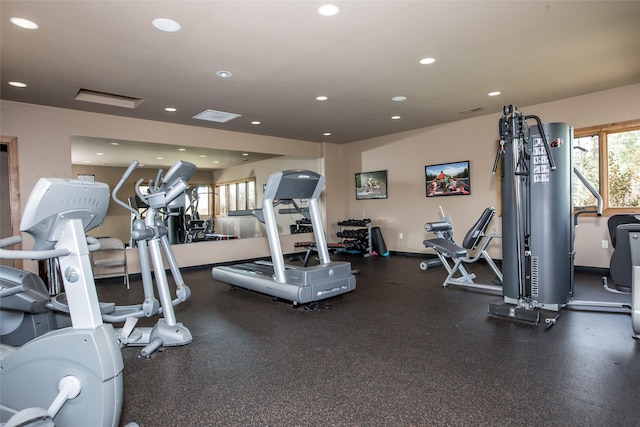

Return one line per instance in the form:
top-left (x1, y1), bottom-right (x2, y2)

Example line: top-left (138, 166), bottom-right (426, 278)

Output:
top-left (0, 178), bottom-right (126, 426)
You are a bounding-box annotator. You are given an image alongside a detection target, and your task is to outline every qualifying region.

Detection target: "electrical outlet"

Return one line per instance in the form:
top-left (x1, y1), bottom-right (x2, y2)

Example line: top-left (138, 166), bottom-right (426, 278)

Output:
top-left (399, 232), bottom-right (404, 240)
top-left (602, 240), bottom-right (609, 249)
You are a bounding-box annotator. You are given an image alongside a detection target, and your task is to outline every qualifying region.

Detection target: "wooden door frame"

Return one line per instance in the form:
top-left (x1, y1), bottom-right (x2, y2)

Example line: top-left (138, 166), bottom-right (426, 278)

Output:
top-left (1, 135), bottom-right (22, 269)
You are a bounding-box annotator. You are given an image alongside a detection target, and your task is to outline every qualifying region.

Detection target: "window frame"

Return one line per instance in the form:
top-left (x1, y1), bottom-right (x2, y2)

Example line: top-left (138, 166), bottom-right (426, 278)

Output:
top-left (573, 118), bottom-right (640, 216)
top-left (214, 177), bottom-right (257, 217)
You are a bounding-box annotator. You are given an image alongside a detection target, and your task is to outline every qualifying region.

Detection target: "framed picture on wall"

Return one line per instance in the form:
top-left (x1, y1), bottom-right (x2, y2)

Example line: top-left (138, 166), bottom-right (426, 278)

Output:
top-left (355, 170), bottom-right (388, 200)
top-left (425, 161), bottom-right (471, 197)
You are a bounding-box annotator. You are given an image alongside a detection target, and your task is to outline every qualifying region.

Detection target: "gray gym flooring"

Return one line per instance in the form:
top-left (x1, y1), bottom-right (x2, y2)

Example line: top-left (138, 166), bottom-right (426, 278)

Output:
top-left (96, 253), bottom-right (640, 426)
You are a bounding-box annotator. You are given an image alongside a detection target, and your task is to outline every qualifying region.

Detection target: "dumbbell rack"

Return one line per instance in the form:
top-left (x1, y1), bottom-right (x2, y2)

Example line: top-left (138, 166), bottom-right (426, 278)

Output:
top-left (337, 219), bottom-right (373, 257)
top-left (291, 217), bottom-right (313, 234)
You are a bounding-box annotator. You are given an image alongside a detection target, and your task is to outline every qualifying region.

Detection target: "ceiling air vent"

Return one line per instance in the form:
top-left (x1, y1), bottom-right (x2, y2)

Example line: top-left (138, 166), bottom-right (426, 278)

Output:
top-left (193, 109), bottom-right (241, 123)
top-left (75, 89), bottom-right (143, 109)
top-left (459, 107), bottom-right (484, 114)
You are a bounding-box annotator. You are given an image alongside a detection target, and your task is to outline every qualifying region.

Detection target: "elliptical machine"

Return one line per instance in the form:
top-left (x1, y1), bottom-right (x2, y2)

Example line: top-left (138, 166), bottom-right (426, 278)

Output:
top-left (103, 160), bottom-right (194, 356)
top-left (0, 178), bottom-right (125, 426)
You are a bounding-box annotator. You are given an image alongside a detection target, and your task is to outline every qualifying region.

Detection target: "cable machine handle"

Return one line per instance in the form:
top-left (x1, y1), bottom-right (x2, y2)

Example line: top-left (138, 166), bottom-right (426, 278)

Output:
top-left (526, 114), bottom-right (557, 171)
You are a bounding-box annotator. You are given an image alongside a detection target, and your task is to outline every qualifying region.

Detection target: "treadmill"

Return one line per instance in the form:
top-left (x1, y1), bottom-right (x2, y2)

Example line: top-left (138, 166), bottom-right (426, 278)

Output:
top-left (211, 170), bottom-right (356, 304)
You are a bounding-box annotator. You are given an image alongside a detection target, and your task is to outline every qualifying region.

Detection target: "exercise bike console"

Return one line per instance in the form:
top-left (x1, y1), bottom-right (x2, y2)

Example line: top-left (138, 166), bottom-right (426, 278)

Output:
top-left (0, 177), bottom-right (125, 427)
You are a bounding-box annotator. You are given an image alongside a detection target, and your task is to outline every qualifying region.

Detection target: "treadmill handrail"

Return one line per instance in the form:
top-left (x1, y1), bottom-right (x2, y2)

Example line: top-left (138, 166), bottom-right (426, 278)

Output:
top-left (228, 209), bottom-right (265, 223)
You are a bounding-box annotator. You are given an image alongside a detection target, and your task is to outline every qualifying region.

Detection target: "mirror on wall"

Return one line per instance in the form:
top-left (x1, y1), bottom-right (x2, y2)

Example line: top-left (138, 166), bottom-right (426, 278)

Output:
top-left (70, 136), bottom-right (320, 246)
top-left (71, 136), bottom-right (281, 245)
top-left (71, 136), bottom-right (280, 171)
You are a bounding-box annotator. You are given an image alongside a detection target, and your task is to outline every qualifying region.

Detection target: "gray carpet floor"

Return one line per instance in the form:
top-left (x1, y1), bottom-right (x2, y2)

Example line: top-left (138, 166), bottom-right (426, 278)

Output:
top-left (96, 253), bottom-right (640, 427)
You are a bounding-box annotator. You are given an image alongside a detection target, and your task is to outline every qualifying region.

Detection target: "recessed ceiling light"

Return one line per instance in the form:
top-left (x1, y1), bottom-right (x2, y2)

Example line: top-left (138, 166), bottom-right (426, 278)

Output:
top-left (8, 81), bottom-right (27, 88)
top-left (318, 4), bottom-right (339, 17)
top-left (10, 17), bottom-right (39, 30)
top-left (251, 121), bottom-right (261, 125)
top-left (165, 107), bottom-right (177, 112)
top-left (419, 57), bottom-right (436, 65)
top-left (178, 148), bottom-right (186, 152)
top-left (324, 132), bottom-right (332, 136)
top-left (96, 152), bottom-right (104, 156)
top-left (156, 157), bottom-right (163, 160)
top-left (213, 161), bottom-right (220, 164)
top-left (391, 115), bottom-right (401, 120)
top-left (152, 18), bottom-right (181, 32)
top-left (316, 96), bottom-right (328, 101)
top-left (392, 96), bottom-right (407, 102)
top-left (488, 91), bottom-right (501, 97)
top-left (216, 70), bottom-right (232, 78)
top-left (242, 153), bottom-right (249, 156)
top-left (110, 142), bottom-right (119, 146)
top-left (199, 155), bottom-right (208, 158)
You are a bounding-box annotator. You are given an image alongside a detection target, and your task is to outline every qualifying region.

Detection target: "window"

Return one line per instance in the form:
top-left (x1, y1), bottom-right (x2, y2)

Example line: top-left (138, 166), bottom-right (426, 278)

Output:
top-left (573, 119), bottom-right (640, 215)
top-left (215, 178), bottom-right (257, 216)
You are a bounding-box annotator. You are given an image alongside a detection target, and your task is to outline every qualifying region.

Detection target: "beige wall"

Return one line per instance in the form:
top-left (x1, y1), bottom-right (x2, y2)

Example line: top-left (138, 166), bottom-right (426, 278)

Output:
top-left (2, 83), bottom-right (639, 273)
top-left (340, 84), bottom-right (640, 268)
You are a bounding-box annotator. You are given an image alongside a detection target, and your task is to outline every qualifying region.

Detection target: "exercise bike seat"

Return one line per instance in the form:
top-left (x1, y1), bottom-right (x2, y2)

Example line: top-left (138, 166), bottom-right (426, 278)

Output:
top-left (423, 238), bottom-right (467, 258)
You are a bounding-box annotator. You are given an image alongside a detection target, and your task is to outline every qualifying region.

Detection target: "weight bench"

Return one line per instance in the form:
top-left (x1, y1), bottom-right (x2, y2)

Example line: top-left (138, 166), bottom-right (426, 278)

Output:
top-left (423, 207), bottom-right (502, 292)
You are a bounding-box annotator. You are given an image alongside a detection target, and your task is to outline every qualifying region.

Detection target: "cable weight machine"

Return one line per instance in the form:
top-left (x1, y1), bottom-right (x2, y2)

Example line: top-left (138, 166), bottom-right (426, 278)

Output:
top-left (489, 105), bottom-right (573, 322)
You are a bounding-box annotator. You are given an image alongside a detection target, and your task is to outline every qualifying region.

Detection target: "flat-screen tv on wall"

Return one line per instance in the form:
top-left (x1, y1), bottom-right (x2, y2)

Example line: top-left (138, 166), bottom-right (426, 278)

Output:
top-left (355, 170), bottom-right (388, 200)
top-left (425, 161), bottom-right (470, 197)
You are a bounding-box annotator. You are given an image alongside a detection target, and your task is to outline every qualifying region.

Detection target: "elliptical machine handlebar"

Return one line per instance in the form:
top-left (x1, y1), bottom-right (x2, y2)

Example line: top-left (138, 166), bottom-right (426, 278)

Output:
top-left (113, 160), bottom-right (196, 213)
top-left (134, 178), bottom-right (147, 205)
top-left (112, 160), bottom-right (141, 217)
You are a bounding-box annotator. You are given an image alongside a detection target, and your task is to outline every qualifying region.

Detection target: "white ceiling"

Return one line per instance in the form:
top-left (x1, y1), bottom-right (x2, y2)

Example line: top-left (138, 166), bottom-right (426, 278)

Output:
top-left (2, 1), bottom-right (639, 158)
